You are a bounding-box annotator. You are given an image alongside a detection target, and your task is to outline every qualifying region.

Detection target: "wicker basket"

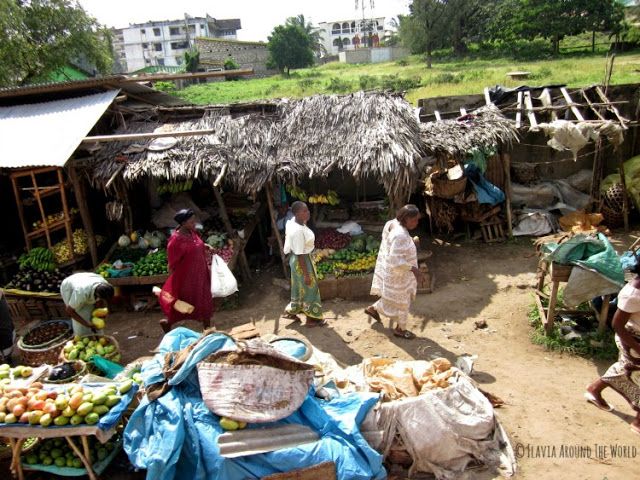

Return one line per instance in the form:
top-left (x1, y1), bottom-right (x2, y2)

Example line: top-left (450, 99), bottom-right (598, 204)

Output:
top-left (58, 335), bottom-right (121, 363)
top-left (43, 360), bottom-right (87, 384)
top-left (20, 319), bottom-right (72, 350)
top-left (601, 203), bottom-right (625, 228)
top-left (425, 174), bottom-right (467, 199)
top-left (17, 321), bottom-right (73, 366)
top-left (197, 339), bottom-right (315, 423)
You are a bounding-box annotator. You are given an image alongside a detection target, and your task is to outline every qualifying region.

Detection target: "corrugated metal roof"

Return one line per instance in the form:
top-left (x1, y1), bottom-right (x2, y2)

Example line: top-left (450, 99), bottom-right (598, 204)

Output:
top-left (0, 76), bottom-right (126, 98)
top-left (0, 90), bottom-right (118, 169)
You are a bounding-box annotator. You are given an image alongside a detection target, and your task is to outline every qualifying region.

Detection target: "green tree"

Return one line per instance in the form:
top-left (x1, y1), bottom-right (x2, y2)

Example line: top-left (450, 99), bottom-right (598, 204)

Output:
top-left (184, 49), bottom-right (200, 73)
top-left (0, 0), bottom-right (113, 86)
top-left (267, 23), bottom-right (315, 76)
top-left (399, 0), bottom-right (449, 68)
top-left (224, 57), bottom-right (240, 70)
top-left (285, 14), bottom-right (326, 57)
top-left (581, 0), bottom-right (625, 51)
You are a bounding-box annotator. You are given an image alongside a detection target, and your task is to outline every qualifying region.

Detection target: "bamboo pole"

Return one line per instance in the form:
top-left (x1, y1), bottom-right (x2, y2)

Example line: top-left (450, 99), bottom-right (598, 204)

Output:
top-left (10, 174), bottom-right (30, 251)
top-left (56, 168), bottom-right (76, 261)
top-left (266, 183), bottom-right (288, 278)
top-left (69, 166), bottom-right (98, 266)
top-left (30, 170), bottom-right (52, 249)
top-left (501, 153), bottom-right (514, 238)
top-left (81, 128), bottom-right (217, 144)
top-left (619, 152), bottom-right (630, 233)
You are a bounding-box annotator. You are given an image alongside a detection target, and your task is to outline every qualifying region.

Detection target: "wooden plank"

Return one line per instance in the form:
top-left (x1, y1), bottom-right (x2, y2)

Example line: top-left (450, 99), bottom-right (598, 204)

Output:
top-left (266, 183), bottom-right (288, 279)
top-left (523, 91), bottom-right (538, 129)
top-left (560, 87), bottom-right (585, 121)
top-left (29, 170), bottom-right (51, 249)
top-left (82, 129), bottom-right (216, 144)
top-left (501, 153), bottom-right (514, 237)
top-left (581, 89), bottom-right (606, 121)
top-left (460, 107), bottom-right (467, 116)
top-left (598, 295), bottom-right (611, 334)
top-left (595, 85), bottom-right (628, 128)
top-left (107, 274), bottom-right (169, 287)
top-left (69, 166), bottom-right (98, 266)
top-left (56, 168), bottom-right (76, 263)
top-left (484, 87), bottom-right (492, 106)
top-left (539, 88), bottom-right (558, 121)
top-left (515, 91), bottom-right (523, 129)
top-left (546, 280), bottom-right (560, 335)
top-left (534, 293), bottom-right (547, 332)
top-left (434, 110), bottom-right (442, 122)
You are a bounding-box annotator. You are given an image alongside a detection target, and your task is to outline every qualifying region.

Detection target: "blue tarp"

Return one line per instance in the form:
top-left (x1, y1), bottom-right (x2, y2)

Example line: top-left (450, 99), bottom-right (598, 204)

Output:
top-left (464, 164), bottom-right (505, 205)
top-left (124, 328), bottom-right (385, 480)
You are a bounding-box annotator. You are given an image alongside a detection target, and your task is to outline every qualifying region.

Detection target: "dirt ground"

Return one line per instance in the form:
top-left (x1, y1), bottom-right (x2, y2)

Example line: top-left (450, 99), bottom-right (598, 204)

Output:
top-left (82, 232), bottom-right (640, 479)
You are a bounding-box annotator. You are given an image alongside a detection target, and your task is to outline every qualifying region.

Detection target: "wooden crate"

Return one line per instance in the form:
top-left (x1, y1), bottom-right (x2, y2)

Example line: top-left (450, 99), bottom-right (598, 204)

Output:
top-left (261, 462), bottom-right (336, 480)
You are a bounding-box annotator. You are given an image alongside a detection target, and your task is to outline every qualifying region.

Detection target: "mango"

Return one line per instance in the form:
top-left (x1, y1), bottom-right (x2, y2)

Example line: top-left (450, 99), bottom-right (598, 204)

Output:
top-left (4, 413), bottom-right (16, 424)
top-left (219, 417), bottom-right (239, 431)
top-left (68, 349), bottom-right (79, 360)
top-left (39, 413), bottom-right (53, 427)
top-left (105, 395), bottom-right (121, 407)
top-left (70, 414), bottom-right (83, 425)
top-left (91, 317), bottom-right (105, 330)
top-left (61, 406), bottom-right (75, 418)
top-left (76, 402), bottom-right (93, 417)
top-left (54, 416), bottom-right (69, 426)
top-left (84, 412), bottom-right (99, 425)
top-left (92, 405), bottom-right (109, 416)
top-left (69, 392), bottom-right (83, 410)
top-left (118, 380), bottom-right (133, 394)
top-left (92, 307), bottom-right (109, 318)
top-left (0, 412), bottom-right (5, 422)
top-left (92, 393), bottom-right (107, 406)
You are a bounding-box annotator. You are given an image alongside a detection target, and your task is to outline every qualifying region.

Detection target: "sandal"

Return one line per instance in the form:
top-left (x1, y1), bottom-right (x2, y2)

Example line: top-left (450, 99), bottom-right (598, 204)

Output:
top-left (393, 328), bottom-right (416, 339)
top-left (305, 318), bottom-right (328, 328)
top-left (584, 391), bottom-right (613, 412)
top-left (282, 313), bottom-right (302, 322)
top-left (364, 307), bottom-right (382, 323)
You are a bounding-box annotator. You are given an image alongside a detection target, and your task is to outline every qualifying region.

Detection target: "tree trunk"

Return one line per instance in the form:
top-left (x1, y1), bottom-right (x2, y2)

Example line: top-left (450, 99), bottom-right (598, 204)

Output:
top-left (592, 31), bottom-right (596, 53)
top-left (426, 45), bottom-right (433, 69)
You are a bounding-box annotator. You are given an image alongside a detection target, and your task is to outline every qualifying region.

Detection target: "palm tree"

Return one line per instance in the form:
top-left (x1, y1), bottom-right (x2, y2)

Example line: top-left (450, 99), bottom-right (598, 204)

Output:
top-left (285, 14), bottom-right (326, 57)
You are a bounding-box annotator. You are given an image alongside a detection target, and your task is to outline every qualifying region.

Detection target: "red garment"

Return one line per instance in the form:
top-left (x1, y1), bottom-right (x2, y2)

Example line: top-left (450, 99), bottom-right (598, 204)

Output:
top-left (159, 230), bottom-right (213, 325)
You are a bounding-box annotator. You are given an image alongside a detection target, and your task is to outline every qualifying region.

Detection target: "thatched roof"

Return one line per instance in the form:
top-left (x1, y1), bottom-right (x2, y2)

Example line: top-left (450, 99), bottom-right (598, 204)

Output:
top-left (90, 94), bottom-right (518, 196)
top-left (420, 105), bottom-right (519, 158)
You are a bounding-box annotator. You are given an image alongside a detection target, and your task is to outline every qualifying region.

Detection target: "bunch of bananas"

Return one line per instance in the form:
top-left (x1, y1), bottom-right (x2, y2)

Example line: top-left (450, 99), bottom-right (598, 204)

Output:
top-left (158, 180), bottom-right (193, 194)
top-left (286, 185), bottom-right (307, 202)
top-left (18, 248), bottom-right (57, 272)
top-left (333, 252), bottom-right (378, 277)
top-left (308, 190), bottom-right (340, 206)
top-left (311, 249), bottom-right (335, 263)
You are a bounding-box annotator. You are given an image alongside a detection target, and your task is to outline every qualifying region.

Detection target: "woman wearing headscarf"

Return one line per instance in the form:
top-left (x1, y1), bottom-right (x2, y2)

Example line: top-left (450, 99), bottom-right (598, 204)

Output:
top-left (283, 201), bottom-right (325, 327)
top-left (158, 209), bottom-right (213, 333)
top-left (586, 262), bottom-right (640, 434)
top-left (365, 204), bottom-right (423, 339)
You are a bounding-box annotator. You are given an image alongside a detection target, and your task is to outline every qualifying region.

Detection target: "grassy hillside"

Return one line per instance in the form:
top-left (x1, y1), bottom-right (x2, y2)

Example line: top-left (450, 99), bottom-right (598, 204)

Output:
top-left (176, 51), bottom-right (640, 107)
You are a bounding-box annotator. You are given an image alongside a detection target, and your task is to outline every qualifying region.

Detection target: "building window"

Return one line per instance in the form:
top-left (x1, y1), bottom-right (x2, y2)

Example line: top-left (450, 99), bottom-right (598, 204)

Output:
top-left (351, 21), bottom-right (356, 32)
top-left (153, 27), bottom-right (161, 36)
top-left (171, 41), bottom-right (189, 50)
top-left (188, 25), bottom-right (196, 34)
top-left (377, 25), bottom-right (383, 31)
top-left (332, 38), bottom-right (342, 46)
top-left (154, 43), bottom-right (162, 51)
top-left (332, 23), bottom-right (340, 34)
top-left (140, 28), bottom-right (146, 34)
top-left (342, 22), bottom-right (350, 33)
top-left (200, 24), bottom-right (205, 30)
top-left (176, 56), bottom-right (183, 65)
top-left (342, 38), bottom-right (351, 45)
top-left (157, 58), bottom-right (165, 66)
top-left (142, 43), bottom-right (148, 49)
top-left (169, 27), bottom-right (180, 36)
top-left (145, 59), bottom-right (151, 65)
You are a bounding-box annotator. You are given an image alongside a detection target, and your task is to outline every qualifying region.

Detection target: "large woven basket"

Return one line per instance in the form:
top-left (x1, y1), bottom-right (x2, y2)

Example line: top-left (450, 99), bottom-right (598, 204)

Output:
top-left (17, 320), bottom-right (73, 367)
top-left (58, 335), bottom-right (121, 363)
top-left (197, 339), bottom-right (315, 423)
top-left (425, 172), bottom-right (467, 199)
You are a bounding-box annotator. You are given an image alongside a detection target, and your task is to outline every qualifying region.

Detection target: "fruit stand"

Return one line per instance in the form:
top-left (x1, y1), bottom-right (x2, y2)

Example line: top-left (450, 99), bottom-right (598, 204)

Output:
top-left (0, 380), bottom-right (138, 480)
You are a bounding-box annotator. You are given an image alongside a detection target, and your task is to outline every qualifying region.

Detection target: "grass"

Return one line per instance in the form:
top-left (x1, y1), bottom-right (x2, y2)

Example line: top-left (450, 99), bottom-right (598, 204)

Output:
top-left (175, 48), bottom-right (640, 106)
top-left (527, 291), bottom-right (618, 361)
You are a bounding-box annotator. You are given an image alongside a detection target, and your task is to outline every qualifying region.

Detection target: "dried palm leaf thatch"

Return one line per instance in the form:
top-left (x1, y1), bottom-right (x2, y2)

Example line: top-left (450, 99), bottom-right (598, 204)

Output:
top-left (420, 105), bottom-right (519, 159)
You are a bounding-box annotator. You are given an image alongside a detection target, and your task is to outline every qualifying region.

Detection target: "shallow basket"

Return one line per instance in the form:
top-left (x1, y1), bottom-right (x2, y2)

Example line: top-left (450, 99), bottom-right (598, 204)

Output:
top-left (43, 360), bottom-right (87, 384)
top-left (20, 319), bottom-right (72, 350)
top-left (197, 340), bottom-right (314, 423)
top-left (425, 174), bottom-right (467, 199)
top-left (58, 335), bottom-right (121, 363)
top-left (17, 321), bottom-right (73, 367)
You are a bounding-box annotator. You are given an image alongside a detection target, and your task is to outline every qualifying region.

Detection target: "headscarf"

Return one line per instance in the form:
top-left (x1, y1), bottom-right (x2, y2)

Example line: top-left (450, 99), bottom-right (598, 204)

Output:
top-left (174, 208), bottom-right (195, 225)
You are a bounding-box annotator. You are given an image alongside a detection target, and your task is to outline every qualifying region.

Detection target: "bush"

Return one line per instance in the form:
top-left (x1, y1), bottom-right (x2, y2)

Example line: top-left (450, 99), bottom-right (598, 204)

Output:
top-left (429, 72), bottom-right (464, 85)
top-left (396, 58), bottom-right (409, 67)
top-left (358, 75), bottom-right (379, 90)
top-left (326, 76), bottom-right (352, 93)
top-left (298, 78), bottom-right (318, 90)
top-left (380, 74), bottom-right (421, 92)
top-left (224, 57), bottom-right (240, 70)
top-left (153, 81), bottom-right (177, 94)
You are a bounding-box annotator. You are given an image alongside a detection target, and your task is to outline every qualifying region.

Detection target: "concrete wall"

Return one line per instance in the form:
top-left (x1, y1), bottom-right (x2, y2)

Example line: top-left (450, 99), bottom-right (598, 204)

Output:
top-left (339, 47), bottom-right (409, 64)
top-left (196, 38), bottom-right (271, 73)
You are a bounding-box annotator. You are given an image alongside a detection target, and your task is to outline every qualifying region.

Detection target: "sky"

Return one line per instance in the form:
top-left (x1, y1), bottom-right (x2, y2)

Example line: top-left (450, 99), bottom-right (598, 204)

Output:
top-left (78, 0), bottom-right (411, 41)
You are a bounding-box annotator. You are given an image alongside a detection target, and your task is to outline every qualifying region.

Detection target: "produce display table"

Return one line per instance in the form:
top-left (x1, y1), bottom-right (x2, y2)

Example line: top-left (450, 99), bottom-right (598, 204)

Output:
top-left (0, 288), bottom-right (66, 326)
top-left (0, 383), bottom-right (137, 480)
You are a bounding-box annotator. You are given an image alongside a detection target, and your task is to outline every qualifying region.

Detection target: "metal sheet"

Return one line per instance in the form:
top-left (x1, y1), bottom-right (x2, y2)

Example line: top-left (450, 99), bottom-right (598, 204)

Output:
top-left (217, 424), bottom-right (319, 458)
top-left (0, 90), bottom-right (118, 169)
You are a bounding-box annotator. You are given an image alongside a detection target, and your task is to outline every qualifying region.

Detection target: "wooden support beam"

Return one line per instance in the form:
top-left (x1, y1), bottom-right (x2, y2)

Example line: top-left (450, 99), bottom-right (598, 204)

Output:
top-left (515, 91), bottom-right (523, 129)
top-left (105, 163), bottom-right (125, 190)
top-left (266, 183), bottom-right (288, 279)
top-left (595, 85), bottom-right (628, 128)
top-left (581, 89), bottom-right (606, 121)
top-left (460, 107), bottom-right (467, 116)
top-left (560, 87), bottom-right (585, 121)
top-left (539, 88), bottom-right (557, 121)
top-left (82, 129), bottom-right (216, 144)
top-left (484, 87), bottom-right (492, 106)
top-left (68, 166), bottom-right (98, 266)
top-left (523, 91), bottom-right (538, 129)
top-left (501, 153), bottom-right (514, 238)
top-left (434, 110), bottom-right (442, 122)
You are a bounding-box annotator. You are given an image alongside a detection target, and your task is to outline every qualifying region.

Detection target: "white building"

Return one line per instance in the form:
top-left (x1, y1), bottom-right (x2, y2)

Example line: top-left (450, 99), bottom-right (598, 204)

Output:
top-left (317, 17), bottom-right (386, 56)
top-left (112, 15), bottom-right (241, 72)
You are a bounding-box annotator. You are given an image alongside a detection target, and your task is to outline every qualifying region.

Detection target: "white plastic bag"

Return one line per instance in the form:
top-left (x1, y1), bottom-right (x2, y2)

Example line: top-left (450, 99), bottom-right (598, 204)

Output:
top-left (210, 255), bottom-right (238, 298)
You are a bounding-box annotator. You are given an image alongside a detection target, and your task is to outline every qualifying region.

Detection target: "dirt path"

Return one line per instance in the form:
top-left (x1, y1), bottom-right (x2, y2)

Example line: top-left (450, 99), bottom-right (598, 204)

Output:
top-left (106, 234), bottom-right (640, 480)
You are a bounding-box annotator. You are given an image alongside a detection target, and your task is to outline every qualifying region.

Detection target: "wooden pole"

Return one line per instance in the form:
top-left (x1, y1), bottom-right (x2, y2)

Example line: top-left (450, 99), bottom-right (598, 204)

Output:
top-left (501, 153), bottom-right (514, 237)
top-left (619, 152), bottom-right (630, 233)
top-left (212, 184), bottom-right (251, 280)
top-left (69, 166), bottom-right (99, 266)
top-left (10, 174), bottom-right (30, 251)
top-left (81, 129), bottom-right (216, 144)
top-left (266, 183), bottom-right (288, 278)
top-left (30, 170), bottom-right (52, 248)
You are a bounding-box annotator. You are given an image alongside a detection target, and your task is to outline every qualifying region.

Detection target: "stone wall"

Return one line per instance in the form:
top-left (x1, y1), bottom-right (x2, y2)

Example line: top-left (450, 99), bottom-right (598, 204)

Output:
top-left (196, 38), bottom-right (272, 73)
top-left (338, 47), bottom-right (409, 64)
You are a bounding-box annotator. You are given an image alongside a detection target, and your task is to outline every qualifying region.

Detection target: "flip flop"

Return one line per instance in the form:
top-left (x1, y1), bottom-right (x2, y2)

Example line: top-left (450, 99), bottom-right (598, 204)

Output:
top-left (584, 391), bottom-right (613, 412)
top-left (393, 329), bottom-right (416, 339)
top-left (364, 307), bottom-right (382, 323)
top-left (305, 318), bottom-right (328, 328)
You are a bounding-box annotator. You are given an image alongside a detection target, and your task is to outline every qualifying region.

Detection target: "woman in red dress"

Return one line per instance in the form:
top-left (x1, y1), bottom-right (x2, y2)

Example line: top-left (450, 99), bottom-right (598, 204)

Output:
top-left (158, 209), bottom-right (213, 333)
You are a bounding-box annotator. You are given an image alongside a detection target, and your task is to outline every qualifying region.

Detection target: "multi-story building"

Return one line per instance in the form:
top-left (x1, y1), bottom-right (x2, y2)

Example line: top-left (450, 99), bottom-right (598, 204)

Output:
top-left (112, 15), bottom-right (241, 73)
top-left (317, 17), bottom-right (386, 56)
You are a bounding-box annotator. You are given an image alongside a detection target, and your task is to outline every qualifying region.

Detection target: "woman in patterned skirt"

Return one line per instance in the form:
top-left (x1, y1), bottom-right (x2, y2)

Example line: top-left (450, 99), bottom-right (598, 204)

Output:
top-left (365, 205), bottom-right (423, 339)
top-left (586, 264), bottom-right (640, 435)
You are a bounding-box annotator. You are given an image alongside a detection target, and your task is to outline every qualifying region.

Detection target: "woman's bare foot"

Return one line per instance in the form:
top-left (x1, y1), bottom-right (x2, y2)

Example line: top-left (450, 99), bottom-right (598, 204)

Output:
top-left (585, 380), bottom-right (613, 412)
top-left (159, 319), bottom-right (171, 334)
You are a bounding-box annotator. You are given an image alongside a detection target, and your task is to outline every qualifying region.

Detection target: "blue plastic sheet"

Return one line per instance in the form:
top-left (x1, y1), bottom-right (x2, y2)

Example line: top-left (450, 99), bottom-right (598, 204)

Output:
top-left (270, 338), bottom-right (309, 360)
top-left (124, 328), bottom-right (385, 480)
top-left (464, 164), bottom-right (505, 205)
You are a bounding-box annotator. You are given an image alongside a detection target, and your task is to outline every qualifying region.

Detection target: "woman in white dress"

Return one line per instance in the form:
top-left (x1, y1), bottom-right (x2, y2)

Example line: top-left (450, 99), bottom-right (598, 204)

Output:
top-left (365, 205), bottom-right (423, 339)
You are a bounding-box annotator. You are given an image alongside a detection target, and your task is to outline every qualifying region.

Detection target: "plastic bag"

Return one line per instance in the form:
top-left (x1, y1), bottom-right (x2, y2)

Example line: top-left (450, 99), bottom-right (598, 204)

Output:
top-left (90, 355), bottom-right (125, 379)
top-left (210, 254), bottom-right (238, 298)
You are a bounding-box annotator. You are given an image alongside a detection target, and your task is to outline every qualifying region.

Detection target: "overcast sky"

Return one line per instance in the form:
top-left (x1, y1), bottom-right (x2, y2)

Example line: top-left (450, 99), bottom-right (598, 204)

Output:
top-left (78, 0), bottom-right (411, 41)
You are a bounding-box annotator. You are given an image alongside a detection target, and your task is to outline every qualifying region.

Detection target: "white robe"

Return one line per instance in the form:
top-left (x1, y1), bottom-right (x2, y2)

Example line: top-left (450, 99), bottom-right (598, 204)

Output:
top-left (371, 220), bottom-right (418, 329)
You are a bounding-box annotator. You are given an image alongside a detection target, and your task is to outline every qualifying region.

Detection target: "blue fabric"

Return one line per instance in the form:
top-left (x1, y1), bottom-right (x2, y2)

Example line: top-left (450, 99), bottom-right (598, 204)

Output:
top-left (464, 164), bottom-right (505, 205)
top-left (124, 328), bottom-right (385, 480)
top-left (620, 251), bottom-right (638, 272)
top-left (270, 339), bottom-right (309, 360)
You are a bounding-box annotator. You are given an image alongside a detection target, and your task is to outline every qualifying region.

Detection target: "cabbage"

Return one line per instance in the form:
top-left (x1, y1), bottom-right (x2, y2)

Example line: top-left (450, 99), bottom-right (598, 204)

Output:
top-left (118, 235), bottom-right (131, 247)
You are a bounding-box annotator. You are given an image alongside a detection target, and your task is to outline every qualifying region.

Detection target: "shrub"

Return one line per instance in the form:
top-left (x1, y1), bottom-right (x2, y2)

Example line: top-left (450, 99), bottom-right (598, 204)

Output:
top-left (379, 74), bottom-right (421, 92)
top-left (298, 78), bottom-right (318, 90)
top-left (224, 57), bottom-right (240, 70)
top-left (396, 58), bottom-right (409, 67)
top-left (326, 77), bottom-right (352, 93)
top-left (153, 81), bottom-right (177, 94)
top-left (358, 75), bottom-right (379, 90)
top-left (429, 72), bottom-right (464, 85)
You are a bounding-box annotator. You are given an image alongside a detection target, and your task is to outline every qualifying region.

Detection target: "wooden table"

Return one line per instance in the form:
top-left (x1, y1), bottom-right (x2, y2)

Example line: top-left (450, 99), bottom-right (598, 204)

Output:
top-left (535, 260), bottom-right (611, 335)
top-left (506, 71), bottom-right (531, 82)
